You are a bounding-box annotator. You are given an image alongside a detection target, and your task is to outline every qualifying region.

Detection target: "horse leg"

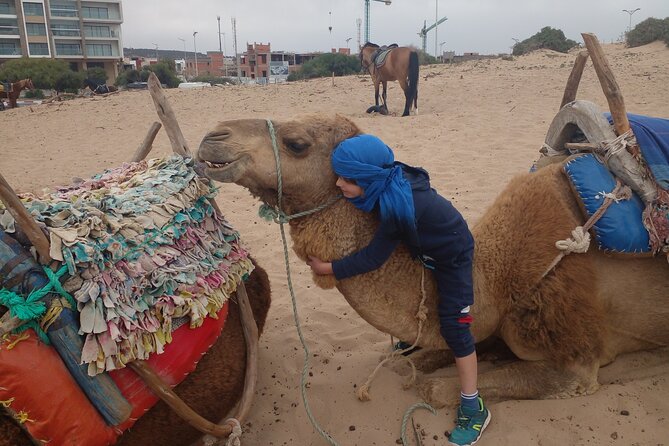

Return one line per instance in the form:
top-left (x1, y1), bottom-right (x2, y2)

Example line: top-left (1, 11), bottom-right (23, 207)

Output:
top-left (374, 80), bottom-right (380, 108)
top-left (381, 81), bottom-right (388, 114)
top-left (399, 79), bottom-right (411, 117)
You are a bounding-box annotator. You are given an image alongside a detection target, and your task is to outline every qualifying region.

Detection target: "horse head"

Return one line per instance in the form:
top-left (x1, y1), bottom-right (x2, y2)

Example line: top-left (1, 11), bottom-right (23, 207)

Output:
top-left (25, 78), bottom-right (35, 90)
top-left (359, 42), bottom-right (379, 71)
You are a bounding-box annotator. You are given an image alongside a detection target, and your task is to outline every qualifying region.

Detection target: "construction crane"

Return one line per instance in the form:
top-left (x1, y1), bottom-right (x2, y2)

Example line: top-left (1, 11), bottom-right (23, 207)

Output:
top-left (418, 16), bottom-right (447, 54)
top-left (364, 0), bottom-right (391, 44)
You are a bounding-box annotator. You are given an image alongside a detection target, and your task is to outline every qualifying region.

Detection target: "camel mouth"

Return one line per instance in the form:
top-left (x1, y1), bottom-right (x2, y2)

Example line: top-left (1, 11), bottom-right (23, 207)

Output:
top-left (197, 155), bottom-right (248, 183)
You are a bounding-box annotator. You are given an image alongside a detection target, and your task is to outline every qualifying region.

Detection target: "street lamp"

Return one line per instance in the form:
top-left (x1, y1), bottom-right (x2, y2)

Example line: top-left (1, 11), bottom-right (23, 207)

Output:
top-left (152, 43), bottom-right (159, 60)
top-left (622, 8), bottom-right (641, 33)
top-left (178, 37), bottom-right (187, 77)
top-left (345, 37), bottom-right (352, 50)
top-left (439, 41), bottom-right (446, 54)
top-left (193, 31), bottom-right (199, 78)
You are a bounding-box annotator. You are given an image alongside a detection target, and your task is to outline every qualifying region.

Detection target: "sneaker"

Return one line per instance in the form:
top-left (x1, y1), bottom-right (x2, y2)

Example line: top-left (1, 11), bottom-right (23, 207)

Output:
top-left (393, 340), bottom-right (422, 356)
top-left (448, 397), bottom-right (491, 446)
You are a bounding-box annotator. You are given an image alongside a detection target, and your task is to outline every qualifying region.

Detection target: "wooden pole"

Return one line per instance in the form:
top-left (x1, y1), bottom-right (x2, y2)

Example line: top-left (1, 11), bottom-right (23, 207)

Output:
top-left (147, 72), bottom-right (191, 157)
top-left (581, 33), bottom-right (630, 135)
top-left (0, 172), bottom-right (51, 264)
top-left (560, 51), bottom-right (589, 109)
top-left (131, 121), bottom-right (162, 162)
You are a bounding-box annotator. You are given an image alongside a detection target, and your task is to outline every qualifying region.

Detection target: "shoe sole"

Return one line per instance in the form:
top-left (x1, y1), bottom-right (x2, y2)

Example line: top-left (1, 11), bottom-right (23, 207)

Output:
top-left (447, 410), bottom-right (492, 446)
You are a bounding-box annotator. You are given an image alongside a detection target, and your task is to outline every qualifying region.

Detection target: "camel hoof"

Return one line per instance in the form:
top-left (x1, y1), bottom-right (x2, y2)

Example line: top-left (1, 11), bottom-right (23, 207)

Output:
top-left (418, 377), bottom-right (459, 409)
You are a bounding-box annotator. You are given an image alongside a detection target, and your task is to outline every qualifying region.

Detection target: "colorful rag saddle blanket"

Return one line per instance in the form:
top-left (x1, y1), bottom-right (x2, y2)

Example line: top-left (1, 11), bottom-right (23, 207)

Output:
top-left (0, 156), bottom-right (254, 444)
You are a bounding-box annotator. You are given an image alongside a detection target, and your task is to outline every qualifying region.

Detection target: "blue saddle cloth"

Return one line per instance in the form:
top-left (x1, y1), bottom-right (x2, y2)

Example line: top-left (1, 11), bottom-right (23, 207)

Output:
top-left (564, 154), bottom-right (651, 254)
top-left (606, 113), bottom-right (669, 190)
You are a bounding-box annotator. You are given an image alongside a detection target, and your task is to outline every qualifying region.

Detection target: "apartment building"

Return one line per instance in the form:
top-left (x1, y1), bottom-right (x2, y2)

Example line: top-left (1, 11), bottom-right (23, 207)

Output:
top-left (0, 0), bottom-right (123, 80)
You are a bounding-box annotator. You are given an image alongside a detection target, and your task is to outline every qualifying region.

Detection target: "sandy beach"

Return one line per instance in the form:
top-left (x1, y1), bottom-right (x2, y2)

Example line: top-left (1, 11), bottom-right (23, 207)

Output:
top-left (2, 41), bottom-right (668, 445)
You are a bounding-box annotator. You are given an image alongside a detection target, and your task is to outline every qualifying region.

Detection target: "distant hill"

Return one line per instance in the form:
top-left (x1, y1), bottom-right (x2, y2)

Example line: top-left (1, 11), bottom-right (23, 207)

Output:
top-left (124, 48), bottom-right (208, 60)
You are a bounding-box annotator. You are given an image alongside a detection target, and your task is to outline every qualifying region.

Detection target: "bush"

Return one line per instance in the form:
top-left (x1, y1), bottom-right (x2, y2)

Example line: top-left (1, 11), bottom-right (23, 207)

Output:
top-left (115, 68), bottom-right (141, 86)
top-left (288, 53), bottom-right (360, 81)
top-left (141, 59), bottom-right (180, 88)
top-left (512, 27), bottom-right (578, 56)
top-left (86, 67), bottom-right (108, 84)
top-left (192, 74), bottom-right (237, 85)
top-left (626, 17), bottom-right (669, 47)
top-left (416, 49), bottom-right (438, 65)
top-left (23, 89), bottom-right (44, 99)
top-left (0, 58), bottom-right (83, 91)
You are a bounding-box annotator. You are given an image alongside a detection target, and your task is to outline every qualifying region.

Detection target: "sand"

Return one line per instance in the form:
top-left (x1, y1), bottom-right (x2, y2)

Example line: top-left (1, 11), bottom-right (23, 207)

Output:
top-left (2, 41), bottom-right (668, 446)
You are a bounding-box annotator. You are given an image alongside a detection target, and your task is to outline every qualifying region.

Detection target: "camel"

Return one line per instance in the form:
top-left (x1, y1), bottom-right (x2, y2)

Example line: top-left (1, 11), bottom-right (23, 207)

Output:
top-left (196, 114), bottom-right (669, 408)
top-left (0, 260), bottom-right (271, 446)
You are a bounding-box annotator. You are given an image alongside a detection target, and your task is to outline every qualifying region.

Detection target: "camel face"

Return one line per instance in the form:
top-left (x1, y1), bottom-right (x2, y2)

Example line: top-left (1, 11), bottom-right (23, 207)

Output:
top-left (197, 115), bottom-right (360, 211)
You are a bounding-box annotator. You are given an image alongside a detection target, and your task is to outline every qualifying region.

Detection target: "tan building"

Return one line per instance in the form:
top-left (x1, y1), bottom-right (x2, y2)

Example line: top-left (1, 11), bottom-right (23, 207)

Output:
top-left (0, 0), bottom-right (124, 80)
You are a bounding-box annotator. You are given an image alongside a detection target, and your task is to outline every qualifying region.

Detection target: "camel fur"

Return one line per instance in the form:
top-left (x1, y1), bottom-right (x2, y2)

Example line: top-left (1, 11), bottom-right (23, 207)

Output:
top-left (0, 260), bottom-right (271, 446)
top-left (196, 114), bottom-right (669, 407)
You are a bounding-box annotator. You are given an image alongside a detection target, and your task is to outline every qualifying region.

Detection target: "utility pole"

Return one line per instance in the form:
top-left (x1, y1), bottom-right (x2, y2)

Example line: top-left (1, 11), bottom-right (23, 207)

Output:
top-left (178, 37), bottom-right (187, 77)
top-left (363, 0), bottom-right (391, 44)
top-left (434, 0), bottom-right (438, 58)
top-left (232, 17), bottom-right (240, 82)
top-left (356, 18), bottom-right (362, 51)
top-left (193, 31), bottom-right (199, 77)
top-left (217, 16), bottom-right (223, 53)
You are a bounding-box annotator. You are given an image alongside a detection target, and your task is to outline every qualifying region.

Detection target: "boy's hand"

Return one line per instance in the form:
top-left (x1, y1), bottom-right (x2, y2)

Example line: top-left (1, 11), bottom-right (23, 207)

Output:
top-left (307, 256), bottom-right (333, 275)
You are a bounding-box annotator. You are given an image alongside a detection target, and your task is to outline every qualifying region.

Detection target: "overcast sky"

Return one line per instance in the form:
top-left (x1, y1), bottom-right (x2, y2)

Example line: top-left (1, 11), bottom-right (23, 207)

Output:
top-left (122, 0), bottom-right (669, 56)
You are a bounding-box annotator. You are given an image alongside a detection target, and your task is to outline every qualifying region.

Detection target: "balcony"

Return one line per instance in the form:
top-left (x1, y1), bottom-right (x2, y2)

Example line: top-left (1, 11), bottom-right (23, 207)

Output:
top-left (0, 39), bottom-right (21, 56)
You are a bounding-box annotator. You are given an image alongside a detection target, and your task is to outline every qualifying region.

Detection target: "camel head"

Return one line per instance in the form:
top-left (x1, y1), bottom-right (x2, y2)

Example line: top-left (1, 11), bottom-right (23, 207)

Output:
top-left (197, 115), bottom-right (360, 213)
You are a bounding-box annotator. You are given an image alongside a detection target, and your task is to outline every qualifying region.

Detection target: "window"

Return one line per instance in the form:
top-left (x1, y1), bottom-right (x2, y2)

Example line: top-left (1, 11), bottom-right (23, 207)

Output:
top-left (87, 43), bottom-right (112, 57)
top-left (29, 42), bottom-right (49, 55)
top-left (0, 39), bottom-right (21, 55)
top-left (26, 22), bottom-right (46, 36)
top-left (23, 2), bottom-right (44, 16)
top-left (84, 25), bottom-right (110, 38)
top-left (55, 42), bottom-right (82, 56)
top-left (51, 22), bottom-right (79, 36)
top-left (0, 18), bottom-right (19, 35)
top-left (50, 3), bottom-right (77, 17)
top-left (0, 2), bottom-right (16, 15)
top-left (82, 6), bottom-right (109, 19)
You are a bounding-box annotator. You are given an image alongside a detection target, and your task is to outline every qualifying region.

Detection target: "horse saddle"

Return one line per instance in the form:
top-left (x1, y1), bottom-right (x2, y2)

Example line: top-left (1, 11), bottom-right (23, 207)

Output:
top-left (372, 44), bottom-right (399, 69)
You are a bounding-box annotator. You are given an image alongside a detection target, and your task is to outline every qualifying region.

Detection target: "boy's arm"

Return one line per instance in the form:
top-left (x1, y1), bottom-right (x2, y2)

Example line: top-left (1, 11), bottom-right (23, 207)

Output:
top-left (331, 229), bottom-right (400, 280)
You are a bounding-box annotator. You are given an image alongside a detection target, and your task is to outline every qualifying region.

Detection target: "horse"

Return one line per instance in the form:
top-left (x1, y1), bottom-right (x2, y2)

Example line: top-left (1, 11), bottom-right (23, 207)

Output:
top-left (359, 42), bottom-right (419, 117)
top-left (83, 78), bottom-right (118, 95)
top-left (0, 78), bottom-right (35, 109)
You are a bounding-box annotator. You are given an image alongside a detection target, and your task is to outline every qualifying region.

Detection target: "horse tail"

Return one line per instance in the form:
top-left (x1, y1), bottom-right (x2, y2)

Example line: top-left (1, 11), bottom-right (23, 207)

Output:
top-left (407, 51), bottom-right (419, 110)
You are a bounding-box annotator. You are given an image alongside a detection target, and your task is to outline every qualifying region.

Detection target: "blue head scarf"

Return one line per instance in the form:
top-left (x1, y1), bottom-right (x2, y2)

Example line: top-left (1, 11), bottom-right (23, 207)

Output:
top-left (331, 134), bottom-right (417, 239)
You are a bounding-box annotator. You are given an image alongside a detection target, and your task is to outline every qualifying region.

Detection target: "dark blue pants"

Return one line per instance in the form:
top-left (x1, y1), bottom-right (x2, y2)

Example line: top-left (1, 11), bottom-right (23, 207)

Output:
top-left (433, 244), bottom-right (475, 358)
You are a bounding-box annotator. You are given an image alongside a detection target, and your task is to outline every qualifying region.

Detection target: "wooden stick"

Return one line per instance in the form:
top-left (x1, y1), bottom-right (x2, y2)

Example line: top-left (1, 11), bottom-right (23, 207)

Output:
top-left (564, 142), bottom-right (598, 151)
top-left (0, 172), bottom-right (51, 264)
top-left (581, 33), bottom-right (630, 136)
top-left (147, 73), bottom-right (191, 157)
top-left (131, 121), bottom-right (162, 162)
top-left (128, 360), bottom-right (234, 437)
top-left (560, 51), bottom-right (589, 109)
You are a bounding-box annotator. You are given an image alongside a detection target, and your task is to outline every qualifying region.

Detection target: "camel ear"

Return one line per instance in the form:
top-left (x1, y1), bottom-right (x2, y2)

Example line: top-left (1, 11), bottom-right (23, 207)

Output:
top-left (332, 114), bottom-right (361, 147)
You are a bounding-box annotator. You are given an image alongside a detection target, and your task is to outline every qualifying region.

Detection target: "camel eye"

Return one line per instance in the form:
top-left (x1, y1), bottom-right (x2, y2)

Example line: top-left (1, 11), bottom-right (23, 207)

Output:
top-left (285, 140), bottom-right (310, 155)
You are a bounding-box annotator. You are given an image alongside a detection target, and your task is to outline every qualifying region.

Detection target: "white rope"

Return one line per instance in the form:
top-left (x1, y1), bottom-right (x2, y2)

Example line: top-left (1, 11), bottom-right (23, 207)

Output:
top-left (224, 418), bottom-right (242, 446)
top-left (599, 129), bottom-right (635, 163)
top-left (554, 226), bottom-right (591, 255)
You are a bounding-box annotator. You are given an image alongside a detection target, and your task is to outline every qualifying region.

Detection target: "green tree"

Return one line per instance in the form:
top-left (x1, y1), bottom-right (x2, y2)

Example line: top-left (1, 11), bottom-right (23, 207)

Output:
top-left (626, 17), bottom-right (669, 48)
top-left (0, 58), bottom-right (83, 90)
top-left (512, 27), bottom-right (578, 56)
top-left (140, 59), bottom-right (180, 87)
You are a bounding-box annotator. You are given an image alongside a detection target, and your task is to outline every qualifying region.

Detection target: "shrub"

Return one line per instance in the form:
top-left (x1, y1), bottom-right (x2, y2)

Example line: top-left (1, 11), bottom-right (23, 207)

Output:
top-left (192, 74), bottom-right (236, 85)
top-left (115, 68), bottom-right (141, 86)
top-left (86, 67), bottom-right (108, 84)
top-left (141, 59), bottom-right (180, 88)
top-left (512, 27), bottom-right (578, 56)
top-left (626, 17), bottom-right (669, 47)
top-left (0, 58), bottom-right (83, 91)
top-left (288, 53), bottom-right (360, 81)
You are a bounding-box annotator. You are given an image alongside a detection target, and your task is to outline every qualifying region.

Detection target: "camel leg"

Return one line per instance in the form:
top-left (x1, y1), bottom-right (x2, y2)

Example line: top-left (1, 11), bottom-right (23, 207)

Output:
top-left (418, 359), bottom-right (600, 408)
